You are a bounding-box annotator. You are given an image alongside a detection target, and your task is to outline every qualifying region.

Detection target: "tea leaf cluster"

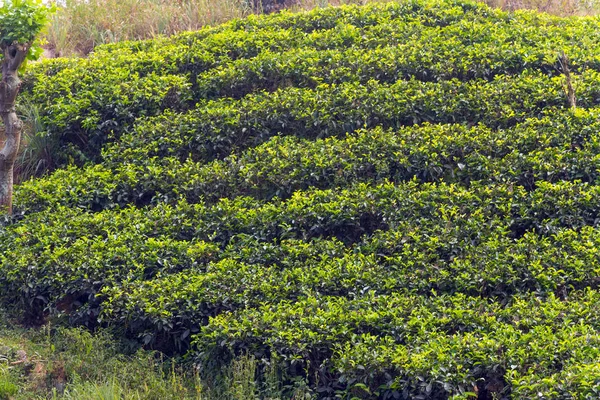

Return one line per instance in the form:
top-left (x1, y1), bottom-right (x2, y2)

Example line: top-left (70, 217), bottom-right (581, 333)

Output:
top-left (4, 0), bottom-right (600, 398)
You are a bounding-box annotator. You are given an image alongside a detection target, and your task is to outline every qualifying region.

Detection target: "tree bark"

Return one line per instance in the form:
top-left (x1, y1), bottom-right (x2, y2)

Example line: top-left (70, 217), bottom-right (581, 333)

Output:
top-left (559, 51), bottom-right (576, 110)
top-left (0, 43), bottom-right (28, 214)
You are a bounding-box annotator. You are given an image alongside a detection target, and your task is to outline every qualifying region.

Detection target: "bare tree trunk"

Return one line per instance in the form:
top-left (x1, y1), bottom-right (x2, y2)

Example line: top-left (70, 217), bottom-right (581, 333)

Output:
top-left (0, 44), bottom-right (28, 214)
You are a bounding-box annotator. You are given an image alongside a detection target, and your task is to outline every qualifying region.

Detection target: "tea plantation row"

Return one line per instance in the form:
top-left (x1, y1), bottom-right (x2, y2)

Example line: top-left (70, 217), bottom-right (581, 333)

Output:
top-left (5, 178), bottom-right (600, 396)
top-left (20, 0), bottom-right (600, 167)
top-left (13, 109), bottom-right (600, 214)
top-left (4, 0), bottom-right (600, 398)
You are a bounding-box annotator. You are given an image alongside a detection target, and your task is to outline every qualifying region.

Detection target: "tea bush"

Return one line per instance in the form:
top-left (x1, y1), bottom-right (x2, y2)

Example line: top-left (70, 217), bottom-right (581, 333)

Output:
top-left (5, 0), bottom-right (600, 398)
top-left (19, 0), bottom-right (600, 168)
top-left (11, 108), bottom-right (600, 214)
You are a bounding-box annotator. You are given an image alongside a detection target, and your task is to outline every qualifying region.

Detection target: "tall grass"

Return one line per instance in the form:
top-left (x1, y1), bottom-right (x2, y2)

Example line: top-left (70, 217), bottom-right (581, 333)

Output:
top-left (46, 0), bottom-right (250, 57)
top-left (15, 100), bottom-right (57, 184)
top-left (483, 0), bottom-right (600, 15)
top-left (0, 308), bottom-right (313, 400)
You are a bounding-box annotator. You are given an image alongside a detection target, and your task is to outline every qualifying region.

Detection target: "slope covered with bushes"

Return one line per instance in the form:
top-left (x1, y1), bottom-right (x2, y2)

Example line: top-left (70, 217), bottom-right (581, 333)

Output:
top-left (4, 0), bottom-right (600, 397)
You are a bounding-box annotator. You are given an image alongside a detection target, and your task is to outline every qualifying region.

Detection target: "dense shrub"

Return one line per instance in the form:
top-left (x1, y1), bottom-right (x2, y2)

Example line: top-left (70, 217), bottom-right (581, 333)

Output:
top-left (6, 0), bottom-right (600, 398)
top-left (20, 0), bottom-right (600, 168)
top-left (13, 108), bottom-right (600, 213)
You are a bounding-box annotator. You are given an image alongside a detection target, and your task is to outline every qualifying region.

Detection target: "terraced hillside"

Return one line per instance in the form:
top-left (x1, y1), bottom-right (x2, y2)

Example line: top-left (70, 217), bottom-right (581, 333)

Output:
top-left (4, 0), bottom-right (600, 397)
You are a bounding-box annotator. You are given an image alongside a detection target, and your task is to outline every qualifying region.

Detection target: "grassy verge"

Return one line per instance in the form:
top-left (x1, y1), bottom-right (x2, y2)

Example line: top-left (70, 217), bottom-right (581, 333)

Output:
top-left (0, 309), bottom-right (200, 399)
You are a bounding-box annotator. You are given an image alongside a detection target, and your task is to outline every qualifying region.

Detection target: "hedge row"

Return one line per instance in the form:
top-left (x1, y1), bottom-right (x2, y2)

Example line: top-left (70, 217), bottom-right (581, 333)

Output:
top-left (19, 0), bottom-right (600, 168)
top-left (14, 108), bottom-right (600, 214)
top-left (190, 7), bottom-right (600, 101)
top-left (5, 179), bottom-right (600, 334)
top-left (24, 69), bottom-right (192, 166)
top-left (101, 221), bottom-right (600, 350)
top-left (105, 70), bottom-right (600, 167)
top-left (195, 290), bottom-right (600, 398)
top-left (190, 24), bottom-right (600, 100)
top-left (22, 0), bottom-right (490, 166)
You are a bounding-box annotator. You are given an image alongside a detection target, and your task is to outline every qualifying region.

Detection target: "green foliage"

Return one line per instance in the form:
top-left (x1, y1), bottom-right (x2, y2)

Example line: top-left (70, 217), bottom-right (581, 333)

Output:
top-left (19, 0), bottom-right (600, 168)
top-left (195, 290), bottom-right (600, 398)
top-left (0, 0), bottom-right (55, 65)
top-left (0, 307), bottom-right (308, 399)
top-left (0, 371), bottom-right (18, 400)
top-left (11, 109), bottom-right (600, 213)
top-left (7, 0), bottom-right (600, 398)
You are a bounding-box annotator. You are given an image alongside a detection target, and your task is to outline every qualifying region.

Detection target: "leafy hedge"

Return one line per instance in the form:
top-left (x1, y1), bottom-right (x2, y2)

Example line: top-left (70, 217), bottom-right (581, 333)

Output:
top-left (14, 108), bottom-right (600, 213)
top-left (19, 0), bottom-right (600, 167)
top-left (6, 0), bottom-right (600, 398)
top-left (197, 290), bottom-right (600, 398)
top-left (105, 72), bottom-right (583, 165)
